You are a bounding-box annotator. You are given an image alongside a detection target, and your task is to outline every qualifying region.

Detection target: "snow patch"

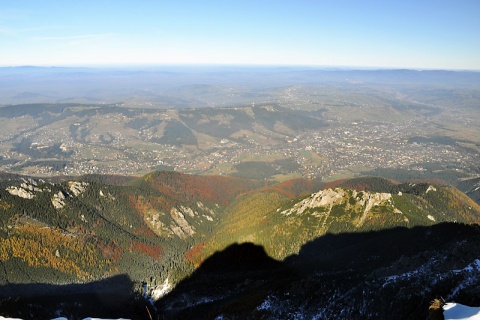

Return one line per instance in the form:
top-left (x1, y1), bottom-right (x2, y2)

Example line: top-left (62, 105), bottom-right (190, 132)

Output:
top-left (150, 277), bottom-right (173, 301)
top-left (448, 259), bottom-right (480, 299)
top-left (444, 303), bottom-right (480, 320)
top-left (257, 295), bottom-right (280, 312)
top-left (453, 259), bottom-right (480, 274)
top-left (257, 297), bottom-right (274, 311)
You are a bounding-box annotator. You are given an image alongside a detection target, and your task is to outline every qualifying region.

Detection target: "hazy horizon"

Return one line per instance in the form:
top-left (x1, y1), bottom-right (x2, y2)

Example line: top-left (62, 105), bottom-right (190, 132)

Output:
top-left (2, 64), bottom-right (480, 73)
top-left (1, 1), bottom-right (479, 70)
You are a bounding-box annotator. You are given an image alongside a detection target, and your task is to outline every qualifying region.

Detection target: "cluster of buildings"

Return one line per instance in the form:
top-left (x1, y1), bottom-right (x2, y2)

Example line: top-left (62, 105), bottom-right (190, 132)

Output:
top-left (0, 106), bottom-right (477, 180)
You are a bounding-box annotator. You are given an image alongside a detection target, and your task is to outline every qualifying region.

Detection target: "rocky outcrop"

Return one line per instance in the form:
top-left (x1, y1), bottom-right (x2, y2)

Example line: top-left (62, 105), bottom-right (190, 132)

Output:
top-left (170, 207), bottom-right (196, 239)
top-left (6, 186), bottom-right (36, 199)
top-left (52, 191), bottom-right (66, 209)
top-left (68, 181), bottom-right (89, 196)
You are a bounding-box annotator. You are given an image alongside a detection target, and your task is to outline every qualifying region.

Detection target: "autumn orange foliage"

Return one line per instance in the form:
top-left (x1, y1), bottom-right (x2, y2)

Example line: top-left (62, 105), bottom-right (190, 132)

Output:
top-left (260, 178), bottom-right (315, 198)
top-left (322, 179), bottom-right (349, 190)
top-left (0, 225), bottom-right (105, 280)
top-left (184, 241), bottom-right (205, 266)
top-left (131, 241), bottom-right (163, 260)
top-left (145, 171), bottom-right (262, 207)
top-left (98, 243), bottom-right (122, 262)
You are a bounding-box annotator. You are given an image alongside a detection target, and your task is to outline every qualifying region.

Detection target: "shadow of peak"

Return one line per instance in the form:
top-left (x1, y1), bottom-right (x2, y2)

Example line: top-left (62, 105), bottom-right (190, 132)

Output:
top-left (0, 273), bottom-right (135, 298)
top-left (285, 222), bottom-right (480, 272)
top-left (157, 223), bottom-right (480, 319)
top-left (0, 274), bottom-right (151, 320)
top-left (156, 242), bottom-right (290, 319)
top-left (198, 242), bottom-right (283, 273)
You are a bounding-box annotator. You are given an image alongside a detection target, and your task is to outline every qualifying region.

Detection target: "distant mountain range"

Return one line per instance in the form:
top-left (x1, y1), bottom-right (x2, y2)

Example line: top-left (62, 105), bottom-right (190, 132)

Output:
top-left (2, 66), bottom-right (480, 105)
top-left (0, 172), bottom-right (479, 319)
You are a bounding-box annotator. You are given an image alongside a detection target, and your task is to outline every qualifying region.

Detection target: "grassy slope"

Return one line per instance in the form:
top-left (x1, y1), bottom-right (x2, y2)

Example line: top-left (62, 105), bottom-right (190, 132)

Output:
top-left (186, 177), bottom-right (480, 265)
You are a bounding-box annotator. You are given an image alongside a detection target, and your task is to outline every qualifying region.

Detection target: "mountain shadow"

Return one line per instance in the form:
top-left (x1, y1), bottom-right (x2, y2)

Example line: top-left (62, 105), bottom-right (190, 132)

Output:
top-left (0, 274), bottom-right (152, 320)
top-left (156, 242), bottom-right (292, 319)
top-left (286, 222), bottom-right (480, 273)
top-left (156, 223), bottom-right (480, 320)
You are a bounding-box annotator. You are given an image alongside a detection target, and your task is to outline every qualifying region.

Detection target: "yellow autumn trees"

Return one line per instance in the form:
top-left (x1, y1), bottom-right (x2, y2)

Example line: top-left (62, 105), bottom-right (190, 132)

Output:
top-left (0, 224), bottom-right (107, 280)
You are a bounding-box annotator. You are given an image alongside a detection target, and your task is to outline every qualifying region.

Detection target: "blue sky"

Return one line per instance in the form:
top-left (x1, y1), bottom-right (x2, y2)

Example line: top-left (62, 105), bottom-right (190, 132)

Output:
top-left (1, 0), bottom-right (479, 69)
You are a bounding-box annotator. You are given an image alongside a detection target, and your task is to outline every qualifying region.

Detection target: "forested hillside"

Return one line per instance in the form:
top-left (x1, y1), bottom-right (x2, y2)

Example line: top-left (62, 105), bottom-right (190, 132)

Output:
top-left (185, 177), bottom-right (480, 265)
top-left (0, 172), bottom-right (479, 319)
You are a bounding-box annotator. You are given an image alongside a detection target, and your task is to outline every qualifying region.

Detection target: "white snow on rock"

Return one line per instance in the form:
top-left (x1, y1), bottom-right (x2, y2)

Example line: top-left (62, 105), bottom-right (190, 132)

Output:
top-left (150, 277), bottom-right (173, 301)
top-left (452, 259), bottom-right (480, 274)
top-left (257, 299), bottom-right (273, 311)
top-left (448, 259), bottom-right (480, 299)
top-left (0, 316), bottom-right (23, 320)
top-left (444, 303), bottom-right (480, 320)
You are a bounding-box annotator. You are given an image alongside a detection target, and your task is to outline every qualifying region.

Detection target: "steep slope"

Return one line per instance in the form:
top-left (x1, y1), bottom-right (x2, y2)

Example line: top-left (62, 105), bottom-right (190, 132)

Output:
top-left (186, 178), bottom-right (480, 264)
top-left (0, 176), bottom-right (165, 285)
top-left (128, 171), bottom-right (264, 241)
top-left (0, 171), bottom-right (268, 287)
top-left (157, 223), bottom-right (480, 320)
top-left (0, 173), bottom-right (479, 319)
top-left (457, 177), bottom-right (480, 205)
top-left (184, 178), bottom-right (318, 265)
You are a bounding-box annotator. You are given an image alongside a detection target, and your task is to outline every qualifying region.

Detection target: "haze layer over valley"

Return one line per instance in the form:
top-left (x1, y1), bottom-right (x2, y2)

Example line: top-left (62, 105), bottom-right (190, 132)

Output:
top-left (0, 67), bottom-right (479, 187)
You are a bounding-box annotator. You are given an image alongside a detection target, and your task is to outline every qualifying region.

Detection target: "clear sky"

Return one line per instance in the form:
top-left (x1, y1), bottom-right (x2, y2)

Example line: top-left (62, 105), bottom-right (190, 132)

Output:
top-left (1, 0), bottom-right (479, 69)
